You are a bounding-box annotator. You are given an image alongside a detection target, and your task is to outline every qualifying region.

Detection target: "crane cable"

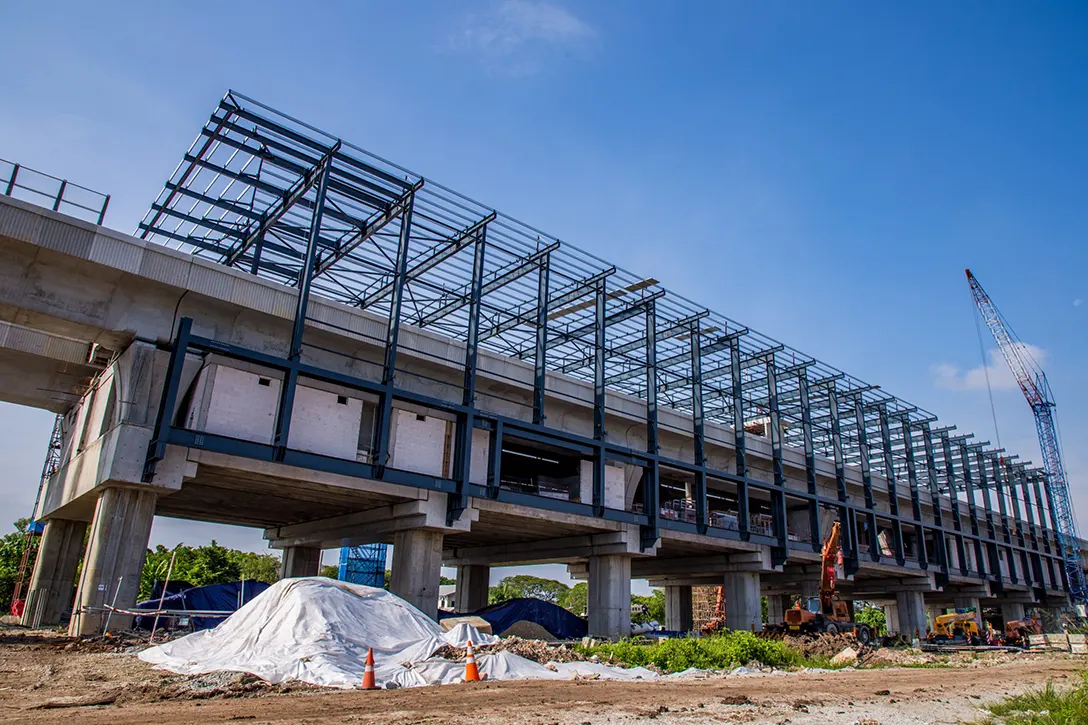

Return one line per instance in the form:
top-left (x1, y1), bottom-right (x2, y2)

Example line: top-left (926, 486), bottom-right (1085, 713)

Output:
top-left (972, 299), bottom-right (1002, 450)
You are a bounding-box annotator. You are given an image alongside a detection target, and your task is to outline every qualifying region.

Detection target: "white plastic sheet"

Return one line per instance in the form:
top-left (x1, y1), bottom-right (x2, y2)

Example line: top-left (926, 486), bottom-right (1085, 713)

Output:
top-left (140, 577), bottom-right (656, 689)
top-left (140, 578), bottom-right (497, 688)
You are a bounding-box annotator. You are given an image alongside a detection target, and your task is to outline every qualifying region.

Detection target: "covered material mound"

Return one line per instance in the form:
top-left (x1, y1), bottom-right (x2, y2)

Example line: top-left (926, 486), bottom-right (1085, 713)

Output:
top-left (442, 597), bottom-right (588, 639)
top-left (140, 578), bottom-right (497, 688)
top-left (135, 581), bottom-right (271, 630)
top-left (140, 578), bottom-right (652, 689)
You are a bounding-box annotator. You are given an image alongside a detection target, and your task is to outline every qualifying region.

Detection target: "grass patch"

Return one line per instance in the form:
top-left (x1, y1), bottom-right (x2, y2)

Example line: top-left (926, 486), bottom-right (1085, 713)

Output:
top-left (976, 672), bottom-right (1088, 724)
top-left (575, 631), bottom-right (830, 673)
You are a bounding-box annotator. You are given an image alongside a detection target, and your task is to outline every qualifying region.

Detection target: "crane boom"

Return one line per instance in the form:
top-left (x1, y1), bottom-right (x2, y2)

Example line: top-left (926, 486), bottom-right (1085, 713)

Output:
top-left (966, 269), bottom-right (1086, 604)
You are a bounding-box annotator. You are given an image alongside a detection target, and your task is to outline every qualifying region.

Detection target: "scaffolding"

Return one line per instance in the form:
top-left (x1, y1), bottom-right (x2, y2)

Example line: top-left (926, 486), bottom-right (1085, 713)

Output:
top-left (137, 91), bottom-right (1072, 596)
top-left (338, 544), bottom-right (388, 588)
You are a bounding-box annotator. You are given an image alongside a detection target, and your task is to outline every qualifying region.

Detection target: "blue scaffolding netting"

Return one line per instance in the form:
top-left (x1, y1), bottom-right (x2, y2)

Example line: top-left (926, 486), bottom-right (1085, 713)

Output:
top-left (338, 544), bottom-right (388, 588)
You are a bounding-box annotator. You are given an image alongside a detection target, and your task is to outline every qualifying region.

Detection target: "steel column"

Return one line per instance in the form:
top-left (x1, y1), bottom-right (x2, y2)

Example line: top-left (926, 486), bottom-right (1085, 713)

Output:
top-left (877, 406), bottom-right (906, 565)
top-left (920, 423), bottom-right (950, 582)
top-left (641, 300), bottom-right (660, 550)
top-left (852, 397), bottom-right (880, 562)
top-left (373, 195), bottom-right (416, 476)
top-left (532, 252), bottom-right (551, 425)
top-left (958, 444), bottom-right (987, 578)
top-left (691, 323), bottom-right (708, 533)
top-left (973, 448), bottom-right (1002, 581)
top-left (939, 432), bottom-right (969, 576)
top-left (728, 335), bottom-right (750, 539)
top-left (796, 366), bottom-right (821, 552)
top-left (989, 454), bottom-right (1018, 583)
top-left (765, 357), bottom-right (789, 563)
top-left (592, 279), bottom-right (606, 516)
top-left (898, 417), bottom-right (927, 568)
top-left (142, 317), bottom-right (193, 482)
top-left (449, 225), bottom-right (487, 525)
top-left (825, 381), bottom-right (857, 572)
top-left (272, 161), bottom-right (333, 459)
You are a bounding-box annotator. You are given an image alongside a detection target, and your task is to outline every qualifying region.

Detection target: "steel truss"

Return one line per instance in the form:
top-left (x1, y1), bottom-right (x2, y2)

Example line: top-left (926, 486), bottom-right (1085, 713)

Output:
top-left (139, 91), bottom-right (1069, 597)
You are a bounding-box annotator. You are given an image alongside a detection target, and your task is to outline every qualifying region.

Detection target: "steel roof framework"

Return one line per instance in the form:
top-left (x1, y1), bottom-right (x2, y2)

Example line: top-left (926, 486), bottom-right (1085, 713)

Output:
top-left (138, 91), bottom-right (1067, 595)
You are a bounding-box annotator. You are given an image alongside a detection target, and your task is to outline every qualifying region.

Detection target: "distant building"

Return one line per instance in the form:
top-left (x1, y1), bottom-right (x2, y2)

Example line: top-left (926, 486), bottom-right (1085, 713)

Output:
top-left (439, 584), bottom-right (457, 611)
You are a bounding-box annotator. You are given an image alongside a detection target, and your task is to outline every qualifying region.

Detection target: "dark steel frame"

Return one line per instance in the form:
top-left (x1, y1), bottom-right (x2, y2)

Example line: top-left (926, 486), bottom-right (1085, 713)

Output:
top-left (137, 91), bottom-right (1069, 598)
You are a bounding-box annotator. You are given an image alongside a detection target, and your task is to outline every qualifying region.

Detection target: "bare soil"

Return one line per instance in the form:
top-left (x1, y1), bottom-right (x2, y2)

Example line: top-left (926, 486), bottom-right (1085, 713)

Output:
top-left (0, 630), bottom-right (1082, 725)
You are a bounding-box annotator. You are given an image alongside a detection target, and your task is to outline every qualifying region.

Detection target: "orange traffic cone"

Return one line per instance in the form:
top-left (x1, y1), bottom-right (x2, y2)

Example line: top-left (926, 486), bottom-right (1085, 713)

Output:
top-left (362, 647), bottom-right (377, 690)
top-left (464, 639), bottom-right (481, 682)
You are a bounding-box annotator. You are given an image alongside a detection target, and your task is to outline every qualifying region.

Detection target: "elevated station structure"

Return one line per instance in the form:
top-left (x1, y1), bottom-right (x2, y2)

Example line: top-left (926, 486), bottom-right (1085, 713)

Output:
top-left (0, 92), bottom-right (1077, 638)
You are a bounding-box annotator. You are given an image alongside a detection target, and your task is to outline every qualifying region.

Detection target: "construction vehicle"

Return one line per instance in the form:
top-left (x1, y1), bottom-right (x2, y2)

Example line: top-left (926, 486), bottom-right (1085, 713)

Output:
top-left (1004, 616), bottom-right (1043, 647)
top-left (967, 270), bottom-right (1087, 605)
top-left (772, 521), bottom-right (873, 644)
top-left (929, 612), bottom-right (982, 645)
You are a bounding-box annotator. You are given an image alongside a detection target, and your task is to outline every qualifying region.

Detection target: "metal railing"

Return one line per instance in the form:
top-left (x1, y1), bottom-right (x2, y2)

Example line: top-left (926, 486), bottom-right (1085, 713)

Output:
top-left (1, 158), bottom-right (110, 225)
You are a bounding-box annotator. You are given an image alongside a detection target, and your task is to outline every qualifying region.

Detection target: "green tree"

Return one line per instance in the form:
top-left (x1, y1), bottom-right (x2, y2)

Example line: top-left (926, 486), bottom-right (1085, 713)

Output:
top-left (854, 604), bottom-right (887, 635)
top-left (488, 580), bottom-right (521, 605)
top-left (561, 582), bottom-right (588, 616)
top-left (320, 564), bottom-right (339, 579)
top-left (0, 519), bottom-right (33, 611)
top-left (490, 575), bottom-right (570, 604)
top-left (226, 550), bottom-right (281, 584)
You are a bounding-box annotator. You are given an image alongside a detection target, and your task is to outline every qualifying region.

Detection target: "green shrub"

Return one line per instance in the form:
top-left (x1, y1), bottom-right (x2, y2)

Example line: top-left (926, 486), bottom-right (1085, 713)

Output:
top-left (980, 671), bottom-right (1088, 724)
top-left (576, 631), bottom-right (803, 672)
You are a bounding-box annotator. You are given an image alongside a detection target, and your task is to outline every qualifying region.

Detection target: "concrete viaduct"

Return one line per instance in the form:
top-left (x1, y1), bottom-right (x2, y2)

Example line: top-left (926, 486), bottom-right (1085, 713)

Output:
top-left (1, 93), bottom-right (1078, 638)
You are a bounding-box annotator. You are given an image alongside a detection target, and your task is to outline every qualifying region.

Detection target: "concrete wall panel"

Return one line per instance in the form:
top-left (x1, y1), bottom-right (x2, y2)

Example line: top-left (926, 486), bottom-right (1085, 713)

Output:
top-left (391, 409), bottom-right (449, 477)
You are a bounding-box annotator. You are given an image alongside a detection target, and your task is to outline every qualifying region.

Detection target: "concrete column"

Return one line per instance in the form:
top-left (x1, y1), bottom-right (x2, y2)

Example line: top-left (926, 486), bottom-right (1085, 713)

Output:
top-left (884, 602), bottom-right (900, 634)
top-left (588, 554), bottom-right (631, 639)
top-left (895, 591), bottom-right (926, 639)
top-left (723, 572), bottom-right (762, 632)
top-left (21, 518), bottom-right (87, 627)
top-left (926, 604), bottom-right (942, 632)
top-left (280, 546), bottom-right (322, 578)
top-left (455, 564), bottom-right (490, 613)
top-left (1001, 602), bottom-right (1026, 623)
top-left (70, 487), bottom-right (157, 636)
top-left (664, 585), bottom-right (693, 632)
top-left (766, 594), bottom-right (790, 626)
top-left (954, 596), bottom-right (982, 628)
top-left (390, 529), bottom-right (444, 620)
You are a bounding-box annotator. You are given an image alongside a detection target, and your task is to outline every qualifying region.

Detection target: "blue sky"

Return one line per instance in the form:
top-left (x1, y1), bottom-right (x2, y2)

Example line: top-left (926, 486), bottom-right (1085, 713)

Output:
top-left (1, 1), bottom-right (1086, 588)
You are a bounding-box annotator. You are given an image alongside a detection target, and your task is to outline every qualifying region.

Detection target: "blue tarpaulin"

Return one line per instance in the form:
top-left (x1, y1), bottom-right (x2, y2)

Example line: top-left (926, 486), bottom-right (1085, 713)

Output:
top-left (441, 597), bottom-right (588, 640)
top-left (134, 581), bottom-right (271, 631)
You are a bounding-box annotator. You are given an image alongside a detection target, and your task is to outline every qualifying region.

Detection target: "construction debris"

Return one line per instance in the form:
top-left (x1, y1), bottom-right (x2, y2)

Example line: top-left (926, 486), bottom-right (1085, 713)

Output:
top-left (501, 620), bottom-right (556, 641)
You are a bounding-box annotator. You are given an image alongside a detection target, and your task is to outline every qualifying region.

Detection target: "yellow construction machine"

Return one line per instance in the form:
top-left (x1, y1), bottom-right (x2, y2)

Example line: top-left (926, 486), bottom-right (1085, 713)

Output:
top-left (929, 612), bottom-right (982, 645)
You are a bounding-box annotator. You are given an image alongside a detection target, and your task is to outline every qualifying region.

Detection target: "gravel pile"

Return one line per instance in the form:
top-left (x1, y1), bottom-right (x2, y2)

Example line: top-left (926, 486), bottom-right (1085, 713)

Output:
top-left (434, 637), bottom-right (587, 664)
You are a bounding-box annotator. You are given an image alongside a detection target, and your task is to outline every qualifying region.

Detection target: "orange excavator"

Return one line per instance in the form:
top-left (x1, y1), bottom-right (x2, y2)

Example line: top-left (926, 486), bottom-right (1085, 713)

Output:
top-left (773, 521), bottom-right (873, 645)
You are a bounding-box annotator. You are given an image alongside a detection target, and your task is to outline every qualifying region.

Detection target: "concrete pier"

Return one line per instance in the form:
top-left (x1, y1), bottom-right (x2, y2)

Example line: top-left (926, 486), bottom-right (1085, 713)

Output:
top-left (280, 546), bottom-right (322, 578)
top-left (390, 529), bottom-right (444, 620)
top-left (1001, 602), bottom-right (1026, 623)
top-left (665, 585), bottom-right (693, 632)
top-left (896, 591), bottom-right (927, 638)
top-left (70, 487), bottom-right (157, 636)
top-left (954, 596), bottom-right (983, 628)
top-left (724, 572), bottom-right (762, 632)
top-left (455, 564), bottom-right (490, 613)
top-left (766, 593), bottom-right (790, 626)
top-left (588, 554), bottom-right (631, 638)
top-left (22, 518), bottom-right (87, 627)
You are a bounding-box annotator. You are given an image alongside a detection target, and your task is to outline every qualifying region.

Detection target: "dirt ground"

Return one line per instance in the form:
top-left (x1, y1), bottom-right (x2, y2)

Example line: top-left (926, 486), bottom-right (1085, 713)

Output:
top-left (0, 631), bottom-right (1083, 725)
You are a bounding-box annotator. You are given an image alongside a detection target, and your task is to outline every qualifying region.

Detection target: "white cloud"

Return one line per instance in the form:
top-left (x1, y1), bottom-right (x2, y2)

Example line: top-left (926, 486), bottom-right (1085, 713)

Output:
top-left (447, 0), bottom-right (595, 74)
top-left (931, 343), bottom-right (1048, 392)
top-left (1075, 298), bottom-right (1084, 307)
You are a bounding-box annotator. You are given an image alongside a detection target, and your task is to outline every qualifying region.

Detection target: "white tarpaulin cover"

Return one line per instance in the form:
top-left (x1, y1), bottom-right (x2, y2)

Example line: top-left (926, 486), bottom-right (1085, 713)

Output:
top-left (139, 578), bottom-right (656, 688)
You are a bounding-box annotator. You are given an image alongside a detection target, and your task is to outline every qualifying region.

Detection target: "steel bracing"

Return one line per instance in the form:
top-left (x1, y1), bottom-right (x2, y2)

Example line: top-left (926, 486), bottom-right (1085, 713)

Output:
top-left (138, 91), bottom-right (1071, 599)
